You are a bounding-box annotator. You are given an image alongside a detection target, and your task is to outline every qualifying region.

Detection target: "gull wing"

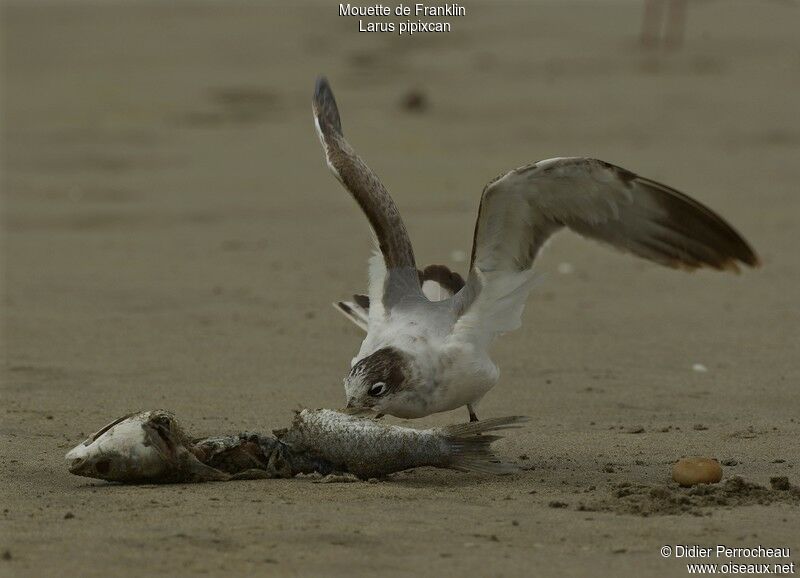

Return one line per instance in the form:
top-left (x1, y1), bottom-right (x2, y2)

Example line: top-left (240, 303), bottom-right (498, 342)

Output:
top-left (313, 77), bottom-right (422, 311)
top-left (451, 157), bottom-right (759, 346)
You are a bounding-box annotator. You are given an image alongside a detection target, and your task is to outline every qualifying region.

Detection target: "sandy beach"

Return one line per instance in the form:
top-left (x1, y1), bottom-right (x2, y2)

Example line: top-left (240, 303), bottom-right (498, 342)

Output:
top-left (2, 1), bottom-right (799, 576)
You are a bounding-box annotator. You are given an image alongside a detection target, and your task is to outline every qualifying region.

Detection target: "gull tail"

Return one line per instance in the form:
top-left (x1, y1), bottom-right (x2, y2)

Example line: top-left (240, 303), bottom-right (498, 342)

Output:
top-left (333, 294), bottom-right (370, 332)
top-left (439, 416), bottom-right (528, 475)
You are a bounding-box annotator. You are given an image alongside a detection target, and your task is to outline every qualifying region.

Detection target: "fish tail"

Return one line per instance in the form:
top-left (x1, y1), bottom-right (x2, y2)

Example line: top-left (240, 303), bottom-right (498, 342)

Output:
top-left (440, 416), bottom-right (528, 475)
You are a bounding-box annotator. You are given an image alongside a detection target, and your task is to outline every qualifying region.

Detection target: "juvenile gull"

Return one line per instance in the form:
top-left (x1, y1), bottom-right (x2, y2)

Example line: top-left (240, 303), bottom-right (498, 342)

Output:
top-left (313, 76), bottom-right (759, 422)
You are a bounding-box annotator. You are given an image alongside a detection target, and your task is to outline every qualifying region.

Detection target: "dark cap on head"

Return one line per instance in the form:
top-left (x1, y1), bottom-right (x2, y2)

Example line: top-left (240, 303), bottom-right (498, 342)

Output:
top-left (350, 347), bottom-right (409, 393)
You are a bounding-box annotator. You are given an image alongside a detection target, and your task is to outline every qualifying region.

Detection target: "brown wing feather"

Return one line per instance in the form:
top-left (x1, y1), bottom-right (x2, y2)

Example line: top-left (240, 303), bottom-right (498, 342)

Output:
top-left (313, 77), bottom-right (417, 272)
top-left (469, 157), bottom-right (759, 274)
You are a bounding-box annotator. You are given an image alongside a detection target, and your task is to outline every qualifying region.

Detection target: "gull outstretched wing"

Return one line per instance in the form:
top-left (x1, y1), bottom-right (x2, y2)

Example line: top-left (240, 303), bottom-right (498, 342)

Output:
top-left (451, 157), bottom-right (759, 345)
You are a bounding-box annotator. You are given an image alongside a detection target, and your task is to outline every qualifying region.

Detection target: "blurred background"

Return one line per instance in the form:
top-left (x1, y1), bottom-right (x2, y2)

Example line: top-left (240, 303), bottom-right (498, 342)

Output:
top-left (4, 0), bottom-right (797, 412)
top-left (2, 1), bottom-right (799, 576)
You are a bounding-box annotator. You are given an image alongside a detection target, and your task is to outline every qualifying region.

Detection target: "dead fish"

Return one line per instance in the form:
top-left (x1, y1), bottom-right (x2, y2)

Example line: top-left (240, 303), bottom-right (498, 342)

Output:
top-left (65, 409), bottom-right (526, 483)
top-left (276, 409), bottom-right (527, 479)
top-left (65, 410), bottom-right (227, 483)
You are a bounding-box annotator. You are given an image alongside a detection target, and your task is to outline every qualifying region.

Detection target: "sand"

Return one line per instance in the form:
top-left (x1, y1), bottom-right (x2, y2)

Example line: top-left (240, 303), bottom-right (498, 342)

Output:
top-left (2, 1), bottom-right (799, 576)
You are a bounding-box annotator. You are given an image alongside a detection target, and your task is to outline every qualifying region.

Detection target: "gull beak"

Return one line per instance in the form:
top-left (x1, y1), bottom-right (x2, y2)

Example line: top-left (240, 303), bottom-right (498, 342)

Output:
top-left (340, 401), bottom-right (374, 417)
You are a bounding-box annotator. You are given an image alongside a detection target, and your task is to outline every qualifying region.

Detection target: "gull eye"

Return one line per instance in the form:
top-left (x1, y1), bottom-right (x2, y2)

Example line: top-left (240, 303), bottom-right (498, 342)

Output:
top-left (368, 382), bottom-right (387, 397)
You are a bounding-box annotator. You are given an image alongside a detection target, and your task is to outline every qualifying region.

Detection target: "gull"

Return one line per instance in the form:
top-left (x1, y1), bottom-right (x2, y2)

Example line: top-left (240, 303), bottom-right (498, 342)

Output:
top-left (312, 77), bottom-right (759, 422)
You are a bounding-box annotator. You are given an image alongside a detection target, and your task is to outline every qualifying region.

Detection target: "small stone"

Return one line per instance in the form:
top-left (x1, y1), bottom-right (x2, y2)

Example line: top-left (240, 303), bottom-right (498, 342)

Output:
top-left (2, 550), bottom-right (11, 561)
top-left (625, 426), bottom-right (645, 434)
top-left (450, 250), bottom-right (466, 263)
top-left (400, 89), bottom-right (428, 112)
top-left (693, 424), bottom-right (708, 431)
top-left (692, 363), bottom-right (708, 373)
top-left (548, 500), bottom-right (569, 508)
top-left (769, 477), bottom-right (792, 491)
top-left (557, 262), bottom-right (574, 275)
top-left (672, 457), bottom-right (722, 487)
top-left (63, 512), bottom-right (75, 519)
top-left (294, 471), bottom-right (323, 480)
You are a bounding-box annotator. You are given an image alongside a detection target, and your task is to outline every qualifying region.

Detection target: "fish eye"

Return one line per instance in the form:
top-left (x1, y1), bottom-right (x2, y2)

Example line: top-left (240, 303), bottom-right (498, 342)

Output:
top-left (368, 382), bottom-right (387, 397)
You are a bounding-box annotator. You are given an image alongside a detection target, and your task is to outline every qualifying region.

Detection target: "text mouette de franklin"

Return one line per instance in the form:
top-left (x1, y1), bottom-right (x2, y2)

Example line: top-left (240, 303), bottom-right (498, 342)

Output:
top-left (339, 3), bottom-right (466, 35)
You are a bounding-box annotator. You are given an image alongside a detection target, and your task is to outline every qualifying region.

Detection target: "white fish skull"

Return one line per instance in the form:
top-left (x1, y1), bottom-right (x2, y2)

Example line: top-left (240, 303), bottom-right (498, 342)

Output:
top-left (65, 410), bottom-right (183, 482)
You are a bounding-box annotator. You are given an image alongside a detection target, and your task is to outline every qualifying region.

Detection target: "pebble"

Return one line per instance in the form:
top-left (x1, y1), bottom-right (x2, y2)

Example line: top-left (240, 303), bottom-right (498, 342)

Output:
top-left (770, 476), bottom-right (792, 491)
top-left (692, 363), bottom-right (708, 373)
top-left (672, 457), bottom-right (722, 486)
top-left (450, 250), bottom-right (466, 263)
top-left (557, 262), bottom-right (574, 274)
top-left (399, 89), bottom-right (428, 112)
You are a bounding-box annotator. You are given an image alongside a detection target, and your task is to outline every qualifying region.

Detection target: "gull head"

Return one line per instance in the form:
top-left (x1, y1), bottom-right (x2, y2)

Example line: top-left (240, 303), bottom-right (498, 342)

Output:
top-left (343, 346), bottom-right (425, 417)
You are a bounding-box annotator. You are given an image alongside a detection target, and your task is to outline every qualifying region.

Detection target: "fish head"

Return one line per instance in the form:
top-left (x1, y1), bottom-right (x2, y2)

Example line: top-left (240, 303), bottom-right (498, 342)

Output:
top-left (344, 346), bottom-right (422, 416)
top-left (65, 410), bottom-right (185, 482)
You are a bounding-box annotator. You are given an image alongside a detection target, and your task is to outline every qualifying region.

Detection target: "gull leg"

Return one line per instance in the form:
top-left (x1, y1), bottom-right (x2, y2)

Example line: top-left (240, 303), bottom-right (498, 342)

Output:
top-left (640, 0), bottom-right (665, 48)
top-left (665, 0), bottom-right (687, 49)
top-left (467, 404), bottom-right (479, 423)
